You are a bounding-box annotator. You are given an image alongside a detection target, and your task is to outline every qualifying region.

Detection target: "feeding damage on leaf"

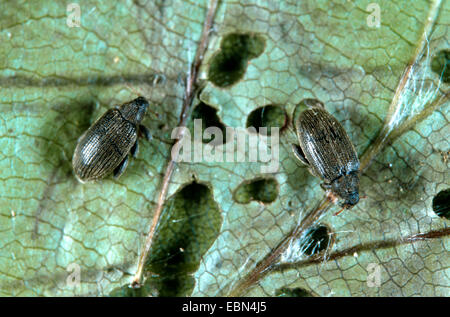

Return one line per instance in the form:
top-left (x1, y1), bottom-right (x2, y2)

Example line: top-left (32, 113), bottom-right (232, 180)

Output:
top-left (233, 177), bottom-right (279, 204)
top-left (246, 105), bottom-right (288, 136)
top-left (208, 33), bottom-right (266, 87)
top-left (142, 182), bottom-right (222, 296)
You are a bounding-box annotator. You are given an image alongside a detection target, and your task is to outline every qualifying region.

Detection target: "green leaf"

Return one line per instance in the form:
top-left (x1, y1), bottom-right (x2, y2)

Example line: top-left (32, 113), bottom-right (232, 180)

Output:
top-left (0, 0), bottom-right (448, 297)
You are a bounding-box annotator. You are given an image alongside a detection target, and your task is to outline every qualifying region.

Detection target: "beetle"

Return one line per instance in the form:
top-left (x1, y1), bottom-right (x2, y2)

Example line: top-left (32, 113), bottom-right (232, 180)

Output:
top-left (72, 96), bottom-right (151, 183)
top-left (292, 99), bottom-right (360, 212)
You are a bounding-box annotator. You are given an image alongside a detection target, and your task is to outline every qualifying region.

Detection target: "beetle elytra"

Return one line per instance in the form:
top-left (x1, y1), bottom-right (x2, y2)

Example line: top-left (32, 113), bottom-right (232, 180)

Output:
top-left (72, 97), bottom-right (151, 183)
top-left (292, 100), bottom-right (360, 211)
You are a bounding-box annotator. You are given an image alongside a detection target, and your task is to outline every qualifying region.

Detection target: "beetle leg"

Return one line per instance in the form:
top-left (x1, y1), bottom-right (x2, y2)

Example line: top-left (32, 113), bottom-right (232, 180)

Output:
top-left (139, 125), bottom-right (152, 141)
top-left (334, 206), bottom-right (345, 216)
top-left (113, 155), bottom-right (129, 179)
top-left (320, 183), bottom-right (332, 191)
top-left (130, 141), bottom-right (139, 158)
top-left (291, 144), bottom-right (310, 166)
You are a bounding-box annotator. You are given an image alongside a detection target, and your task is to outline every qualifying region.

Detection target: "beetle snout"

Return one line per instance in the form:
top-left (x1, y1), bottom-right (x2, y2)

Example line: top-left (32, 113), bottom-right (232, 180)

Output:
top-left (346, 191), bottom-right (359, 207)
top-left (134, 96), bottom-right (149, 108)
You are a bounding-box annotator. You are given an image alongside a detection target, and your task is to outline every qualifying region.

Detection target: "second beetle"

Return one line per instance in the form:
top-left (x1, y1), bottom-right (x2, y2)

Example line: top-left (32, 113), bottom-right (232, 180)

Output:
top-left (292, 99), bottom-right (360, 212)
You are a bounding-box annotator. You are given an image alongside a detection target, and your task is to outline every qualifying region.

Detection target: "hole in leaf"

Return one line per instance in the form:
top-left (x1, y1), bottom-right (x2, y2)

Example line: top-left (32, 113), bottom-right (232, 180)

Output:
top-left (431, 50), bottom-right (449, 83)
top-left (299, 225), bottom-right (331, 256)
top-left (144, 182), bottom-right (222, 296)
top-left (233, 177), bottom-right (279, 204)
top-left (208, 33), bottom-right (265, 87)
top-left (246, 105), bottom-right (287, 135)
top-left (275, 287), bottom-right (312, 297)
top-left (191, 102), bottom-right (227, 145)
top-left (146, 275), bottom-right (195, 298)
top-left (432, 188), bottom-right (450, 219)
top-left (109, 279), bottom-right (159, 297)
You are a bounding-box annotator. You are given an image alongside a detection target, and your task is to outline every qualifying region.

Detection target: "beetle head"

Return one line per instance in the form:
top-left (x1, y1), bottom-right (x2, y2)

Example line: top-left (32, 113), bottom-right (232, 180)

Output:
top-left (119, 96), bottom-right (149, 124)
top-left (331, 171), bottom-right (360, 209)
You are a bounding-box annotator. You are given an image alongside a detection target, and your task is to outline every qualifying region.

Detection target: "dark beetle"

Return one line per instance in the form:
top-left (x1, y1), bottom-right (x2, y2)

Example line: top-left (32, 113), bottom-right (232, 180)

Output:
top-left (72, 97), bottom-right (151, 183)
top-left (292, 100), bottom-right (360, 211)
